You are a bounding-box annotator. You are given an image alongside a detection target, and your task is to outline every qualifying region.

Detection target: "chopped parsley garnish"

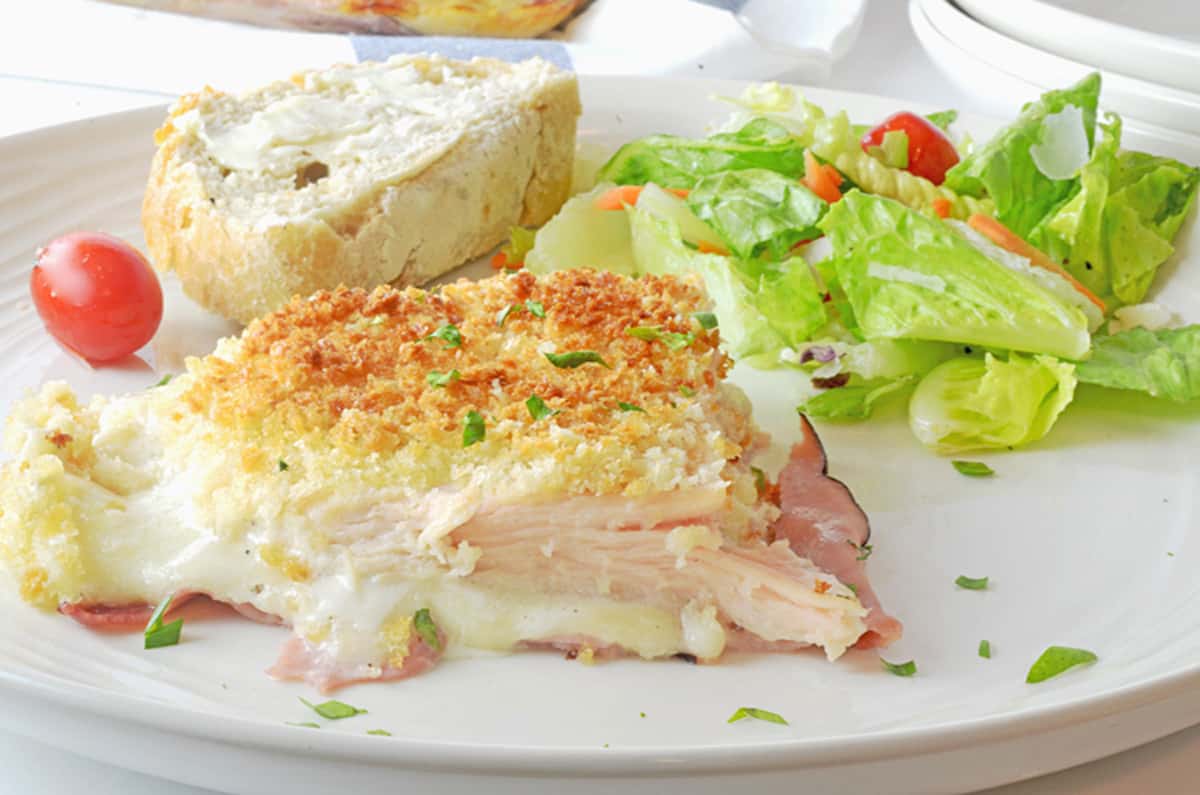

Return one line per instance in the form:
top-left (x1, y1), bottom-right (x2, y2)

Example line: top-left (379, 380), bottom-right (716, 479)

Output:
top-left (287, 722), bottom-right (320, 729)
top-left (616, 401), bottom-right (645, 413)
top-left (367, 729), bottom-right (392, 736)
top-left (978, 640), bottom-right (992, 659)
top-left (849, 541), bottom-right (873, 561)
top-left (427, 369), bottom-right (461, 389)
top-left (882, 658), bottom-right (917, 677)
top-left (1026, 646), bottom-right (1097, 683)
top-left (639, 711), bottom-right (646, 718)
top-left (154, 374), bottom-right (174, 387)
top-left (497, 300), bottom-right (547, 326)
top-left (679, 385), bottom-right (696, 397)
top-left (277, 459), bottom-right (289, 472)
top-left (955, 575), bottom-right (989, 590)
top-left (462, 410), bottom-right (485, 447)
top-left (846, 583), bottom-right (858, 596)
top-left (952, 460), bottom-right (995, 477)
top-left (299, 697), bottom-right (367, 720)
top-left (544, 350), bottom-right (610, 369)
top-left (143, 594), bottom-right (183, 650)
top-left (424, 324), bottom-right (462, 348)
top-left (693, 311), bottom-right (718, 330)
top-left (751, 466), bottom-right (767, 493)
top-left (525, 395), bottom-right (559, 421)
top-left (727, 707), bottom-right (788, 726)
top-left (413, 607), bottom-right (441, 651)
top-left (626, 325), bottom-right (695, 351)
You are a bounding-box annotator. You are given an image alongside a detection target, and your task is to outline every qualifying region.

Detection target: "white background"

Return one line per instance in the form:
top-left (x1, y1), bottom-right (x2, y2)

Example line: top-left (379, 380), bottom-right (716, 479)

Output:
top-left (0, 0), bottom-right (1197, 792)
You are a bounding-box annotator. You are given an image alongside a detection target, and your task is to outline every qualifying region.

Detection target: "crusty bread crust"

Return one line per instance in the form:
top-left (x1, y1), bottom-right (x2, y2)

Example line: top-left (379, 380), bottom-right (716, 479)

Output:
top-left (142, 56), bottom-right (580, 324)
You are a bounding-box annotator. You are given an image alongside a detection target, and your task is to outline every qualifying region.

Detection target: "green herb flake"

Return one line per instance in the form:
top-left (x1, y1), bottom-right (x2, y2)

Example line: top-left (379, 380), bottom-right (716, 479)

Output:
top-left (367, 729), bottom-right (392, 737)
top-left (846, 583), bottom-right (859, 596)
top-left (143, 594), bottom-right (183, 650)
top-left (413, 607), bottom-right (441, 651)
top-left (979, 640), bottom-right (992, 659)
top-left (544, 350), bottom-right (610, 369)
top-left (525, 300), bottom-right (546, 318)
top-left (679, 385), bottom-right (696, 397)
top-left (424, 324), bottom-right (462, 348)
top-left (639, 712), bottom-right (646, 718)
top-left (525, 395), bottom-right (559, 421)
top-left (1026, 646), bottom-right (1098, 684)
top-left (727, 707), bottom-right (789, 726)
top-left (427, 369), bottom-right (461, 389)
top-left (616, 401), bottom-right (645, 413)
top-left (287, 722), bottom-right (321, 729)
top-left (626, 325), bottom-right (695, 351)
top-left (299, 697), bottom-right (368, 720)
top-left (751, 466), bottom-right (767, 493)
top-left (882, 658), bottom-right (917, 677)
top-left (462, 410), bottom-right (485, 448)
top-left (952, 460), bottom-right (995, 477)
top-left (154, 374), bottom-right (174, 387)
top-left (849, 541), bottom-right (873, 561)
top-left (496, 304), bottom-right (521, 327)
top-left (955, 575), bottom-right (989, 590)
top-left (277, 459), bottom-right (289, 472)
top-left (693, 311), bottom-right (718, 330)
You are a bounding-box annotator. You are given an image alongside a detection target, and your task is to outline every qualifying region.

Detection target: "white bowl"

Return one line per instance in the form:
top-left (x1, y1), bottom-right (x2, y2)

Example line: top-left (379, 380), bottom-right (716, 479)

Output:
top-left (957, 0), bottom-right (1200, 96)
top-left (910, 0), bottom-right (1200, 161)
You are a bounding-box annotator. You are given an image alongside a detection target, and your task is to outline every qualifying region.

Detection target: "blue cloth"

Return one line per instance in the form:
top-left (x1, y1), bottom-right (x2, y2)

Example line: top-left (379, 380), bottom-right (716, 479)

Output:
top-left (351, 35), bottom-right (573, 70)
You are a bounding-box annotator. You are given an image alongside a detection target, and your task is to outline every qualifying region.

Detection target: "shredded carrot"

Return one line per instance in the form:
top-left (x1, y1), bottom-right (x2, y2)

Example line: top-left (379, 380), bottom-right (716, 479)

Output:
top-left (696, 240), bottom-right (730, 256)
top-left (594, 185), bottom-right (689, 210)
top-left (803, 150), bottom-right (843, 204)
top-left (931, 198), bottom-right (952, 219)
top-left (489, 251), bottom-right (523, 271)
top-left (821, 163), bottom-right (843, 187)
top-left (967, 214), bottom-right (1106, 312)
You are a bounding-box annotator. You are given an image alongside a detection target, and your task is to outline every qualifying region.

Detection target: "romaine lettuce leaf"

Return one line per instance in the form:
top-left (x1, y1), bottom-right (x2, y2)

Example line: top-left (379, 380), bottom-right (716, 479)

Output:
top-left (1112, 150), bottom-right (1200, 242)
top-left (686, 168), bottom-right (827, 259)
top-left (596, 118), bottom-right (806, 189)
top-left (1032, 115), bottom-right (1192, 306)
top-left (1074, 325), bottom-right (1200, 401)
top-left (944, 73), bottom-right (1101, 237)
top-left (908, 354), bottom-right (1077, 453)
top-left (792, 338), bottom-right (958, 420)
top-left (716, 83), bottom-right (860, 165)
top-left (925, 110), bottom-right (958, 131)
top-left (819, 191), bottom-right (1091, 359)
top-left (800, 377), bottom-right (914, 420)
top-left (628, 207), bottom-right (826, 363)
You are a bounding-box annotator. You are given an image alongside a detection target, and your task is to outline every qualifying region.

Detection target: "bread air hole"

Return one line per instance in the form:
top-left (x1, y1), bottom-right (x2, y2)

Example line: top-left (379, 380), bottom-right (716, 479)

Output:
top-left (294, 161), bottom-right (330, 189)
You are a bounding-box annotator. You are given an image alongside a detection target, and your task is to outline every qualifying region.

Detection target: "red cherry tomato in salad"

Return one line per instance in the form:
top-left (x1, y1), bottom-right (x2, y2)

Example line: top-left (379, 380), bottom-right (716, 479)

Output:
top-left (30, 232), bottom-right (163, 363)
top-left (861, 112), bottom-right (960, 186)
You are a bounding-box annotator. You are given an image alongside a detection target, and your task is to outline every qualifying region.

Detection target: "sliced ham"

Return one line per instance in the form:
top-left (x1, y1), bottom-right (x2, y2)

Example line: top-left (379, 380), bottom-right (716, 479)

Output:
top-left (58, 591), bottom-right (202, 632)
top-left (268, 633), bottom-right (443, 693)
top-left (773, 415), bottom-right (903, 648)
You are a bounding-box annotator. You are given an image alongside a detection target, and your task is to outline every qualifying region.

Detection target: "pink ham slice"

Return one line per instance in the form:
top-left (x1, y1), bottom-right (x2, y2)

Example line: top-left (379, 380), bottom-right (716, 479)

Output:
top-left (59, 592), bottom-right (283, 631)
top-left (773, 415), bottom-right (903, 648)
top-left (268, 633), bottom-right (443, 693)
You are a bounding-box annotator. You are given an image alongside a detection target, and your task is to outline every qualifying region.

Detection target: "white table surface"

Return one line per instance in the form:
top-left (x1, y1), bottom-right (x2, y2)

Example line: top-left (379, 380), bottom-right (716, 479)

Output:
top-left (1, 1), bottom-right (1197, 792)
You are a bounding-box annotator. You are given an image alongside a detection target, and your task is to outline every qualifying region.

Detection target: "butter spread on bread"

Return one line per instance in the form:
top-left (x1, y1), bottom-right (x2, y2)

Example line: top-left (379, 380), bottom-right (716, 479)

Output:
top-left (143, 55), bottom-right (580, 323)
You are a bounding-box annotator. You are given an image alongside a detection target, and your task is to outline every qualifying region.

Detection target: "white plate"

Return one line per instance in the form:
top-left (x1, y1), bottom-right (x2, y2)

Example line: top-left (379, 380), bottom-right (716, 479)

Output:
top-left (914, 0), bottom-right (1200, 153)
top-left (956, 0), bottom-right (1200, 96)
top-left (1, 76), bottom-right (1199, 795)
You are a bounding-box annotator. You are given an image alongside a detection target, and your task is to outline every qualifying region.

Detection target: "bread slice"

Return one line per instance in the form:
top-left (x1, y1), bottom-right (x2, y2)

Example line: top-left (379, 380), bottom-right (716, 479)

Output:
top-left (143, 55), bottom-right (580, 324)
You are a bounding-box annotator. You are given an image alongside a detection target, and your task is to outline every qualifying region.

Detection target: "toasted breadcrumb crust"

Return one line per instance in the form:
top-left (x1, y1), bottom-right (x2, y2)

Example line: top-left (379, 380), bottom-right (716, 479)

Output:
top-left (185, 269), bottom-right (744, 457)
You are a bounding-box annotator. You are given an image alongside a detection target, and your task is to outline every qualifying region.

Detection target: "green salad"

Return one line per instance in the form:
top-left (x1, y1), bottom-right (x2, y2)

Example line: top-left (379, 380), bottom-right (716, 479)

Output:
top-left (519, 74), bottom-right (1200, 454)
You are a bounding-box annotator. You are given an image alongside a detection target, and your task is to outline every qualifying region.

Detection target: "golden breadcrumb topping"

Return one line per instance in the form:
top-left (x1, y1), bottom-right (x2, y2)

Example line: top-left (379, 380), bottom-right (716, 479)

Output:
top-left (184, 269), bottom-right (739, 457)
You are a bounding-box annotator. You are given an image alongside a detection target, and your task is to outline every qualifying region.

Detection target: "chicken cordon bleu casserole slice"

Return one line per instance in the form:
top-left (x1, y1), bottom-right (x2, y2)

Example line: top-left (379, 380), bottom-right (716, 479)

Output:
top-left (0, 269), bottom-right (899, 691)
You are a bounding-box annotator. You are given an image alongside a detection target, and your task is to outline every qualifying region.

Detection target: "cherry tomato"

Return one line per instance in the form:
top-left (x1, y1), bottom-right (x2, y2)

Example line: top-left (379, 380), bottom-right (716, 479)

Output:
top-left (861, 111), bottom-right (960, 186)
top-left (31, 232), bottom-right (163, 363)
